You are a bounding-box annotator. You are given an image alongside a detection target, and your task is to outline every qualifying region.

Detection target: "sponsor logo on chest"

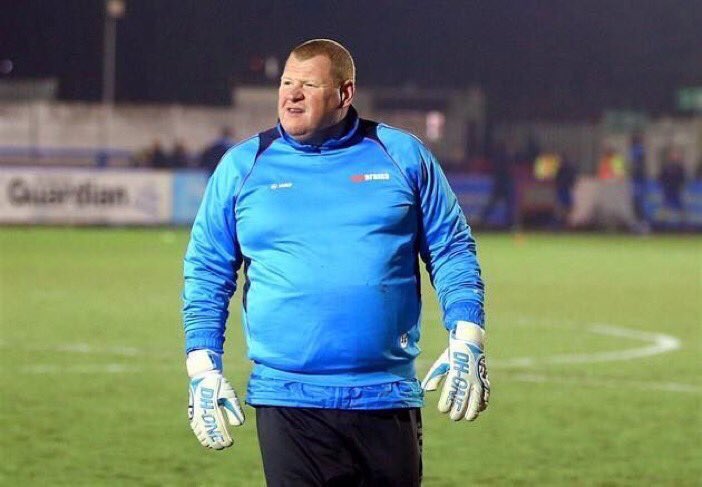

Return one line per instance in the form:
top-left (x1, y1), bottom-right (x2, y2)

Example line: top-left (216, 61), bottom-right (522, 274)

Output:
top-left (350, 172), bottom-right (390, 183)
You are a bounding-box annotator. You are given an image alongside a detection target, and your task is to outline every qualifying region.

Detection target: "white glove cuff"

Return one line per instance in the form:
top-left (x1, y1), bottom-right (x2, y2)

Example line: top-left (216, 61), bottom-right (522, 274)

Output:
top-left (453, 321), bottom-right (485, 347)
top-left (186, 349), bottom-right (222, 378)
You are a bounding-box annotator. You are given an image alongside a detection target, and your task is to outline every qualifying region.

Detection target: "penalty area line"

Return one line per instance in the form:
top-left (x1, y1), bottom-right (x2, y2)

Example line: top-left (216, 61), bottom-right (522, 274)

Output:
top-left (489, 324), bottom-right (681, 368)
top-left (503, 372), bottom-right (701, 395)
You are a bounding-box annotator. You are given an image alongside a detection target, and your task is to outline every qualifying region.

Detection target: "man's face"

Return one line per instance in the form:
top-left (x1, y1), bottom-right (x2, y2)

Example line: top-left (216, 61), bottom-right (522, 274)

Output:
top-left (278, 54), bottom-right (348, 142)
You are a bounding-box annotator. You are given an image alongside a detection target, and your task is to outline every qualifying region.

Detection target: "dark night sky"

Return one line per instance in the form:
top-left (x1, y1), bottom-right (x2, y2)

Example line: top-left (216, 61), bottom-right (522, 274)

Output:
top-left (2, 0), bottom-right (701, 119)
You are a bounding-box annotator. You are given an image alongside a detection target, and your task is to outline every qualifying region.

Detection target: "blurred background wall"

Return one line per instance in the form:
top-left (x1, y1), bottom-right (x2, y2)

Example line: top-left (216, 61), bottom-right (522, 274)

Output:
top-left (1, 0), bottom-right (701, 231)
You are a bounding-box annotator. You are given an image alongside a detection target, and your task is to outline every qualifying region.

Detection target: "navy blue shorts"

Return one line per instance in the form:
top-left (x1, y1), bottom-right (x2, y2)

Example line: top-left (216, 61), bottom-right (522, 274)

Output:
top-left (256, 406), bottom-right (422, 486)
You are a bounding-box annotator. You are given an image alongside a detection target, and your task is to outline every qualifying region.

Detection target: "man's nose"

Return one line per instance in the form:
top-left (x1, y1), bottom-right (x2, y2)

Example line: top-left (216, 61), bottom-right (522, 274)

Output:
top-left (289, 87), bottom-right (304, 101)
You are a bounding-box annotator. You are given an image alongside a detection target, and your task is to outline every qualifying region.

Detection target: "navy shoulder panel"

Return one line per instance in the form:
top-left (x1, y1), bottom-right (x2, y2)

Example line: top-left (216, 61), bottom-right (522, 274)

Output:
top-left (359, 118), bottom-right (381, 144)
top-left (256, 127), bottom-right (281, 160)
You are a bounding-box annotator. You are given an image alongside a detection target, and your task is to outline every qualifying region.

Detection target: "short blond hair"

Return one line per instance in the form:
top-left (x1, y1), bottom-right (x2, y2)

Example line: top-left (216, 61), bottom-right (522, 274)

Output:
top-left (289, 39), bottom-right (356, 85)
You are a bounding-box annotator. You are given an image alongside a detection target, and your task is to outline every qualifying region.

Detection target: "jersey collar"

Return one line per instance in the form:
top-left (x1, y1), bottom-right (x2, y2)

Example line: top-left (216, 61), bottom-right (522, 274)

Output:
top-left (277, 107), bottom-right (361, 153)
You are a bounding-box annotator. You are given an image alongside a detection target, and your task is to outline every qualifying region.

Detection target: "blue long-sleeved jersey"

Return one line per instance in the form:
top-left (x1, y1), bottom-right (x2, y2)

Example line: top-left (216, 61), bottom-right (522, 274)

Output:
top-left (183, 108), bottom-right (484, 409)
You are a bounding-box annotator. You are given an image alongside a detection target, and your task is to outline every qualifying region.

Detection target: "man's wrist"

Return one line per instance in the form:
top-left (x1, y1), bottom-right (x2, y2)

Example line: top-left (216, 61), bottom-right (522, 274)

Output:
top-left (452, 321), bottom-right (485, 347)
top-left (186, 349), bottom-right (223, 377)
top-left (184, 329), bottom-right (225, 355)
top-left (443, 301), bottom-right (485, 330)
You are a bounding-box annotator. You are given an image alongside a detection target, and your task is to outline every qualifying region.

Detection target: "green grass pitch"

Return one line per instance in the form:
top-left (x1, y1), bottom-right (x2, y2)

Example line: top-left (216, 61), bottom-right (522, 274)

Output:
top-left (1, 228), bottom-right (700, 486)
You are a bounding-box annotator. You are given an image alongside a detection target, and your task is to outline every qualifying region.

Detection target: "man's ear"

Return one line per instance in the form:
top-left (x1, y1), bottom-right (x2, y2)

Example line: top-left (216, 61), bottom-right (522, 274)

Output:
top-left (339, 81), bottom-right (355, 108)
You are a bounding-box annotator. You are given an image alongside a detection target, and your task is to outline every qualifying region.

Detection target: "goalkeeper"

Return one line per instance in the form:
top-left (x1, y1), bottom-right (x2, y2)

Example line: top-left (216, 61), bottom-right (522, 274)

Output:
top-left (183, 38), bottom-right (489, 486)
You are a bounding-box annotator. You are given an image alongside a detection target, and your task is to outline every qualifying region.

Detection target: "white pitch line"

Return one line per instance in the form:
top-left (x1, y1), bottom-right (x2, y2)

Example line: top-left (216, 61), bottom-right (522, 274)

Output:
top-left (51, 343), bottom-right (142, 356)
top-left (492, 324), bottom-right (681, 368)
top-left (20, 363), bottom-right (179, 374)
top-left (0, 341), bottom-right (168, 357)
top-left (9, 324), bottom-right (685, 382)
top-left (3, 324), bottom-right (681, 366)
top-left (504, 372), bottom-right (702, 394)
top-left (21, 363), bottom-right (139, 374)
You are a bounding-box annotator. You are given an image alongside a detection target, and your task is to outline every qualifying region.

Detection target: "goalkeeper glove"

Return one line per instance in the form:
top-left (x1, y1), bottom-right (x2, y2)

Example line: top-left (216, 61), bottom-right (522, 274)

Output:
top-left (421, 321), bottom-right (490, 421)
top-left (186, 349), bottom-right (245, 450)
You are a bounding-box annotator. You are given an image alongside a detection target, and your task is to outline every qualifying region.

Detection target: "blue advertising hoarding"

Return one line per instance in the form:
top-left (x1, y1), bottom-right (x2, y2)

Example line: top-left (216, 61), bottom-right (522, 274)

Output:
top-left (168, 171), bottom-right (702, 229)
top-left (172, 170), bottom-right (210, 225)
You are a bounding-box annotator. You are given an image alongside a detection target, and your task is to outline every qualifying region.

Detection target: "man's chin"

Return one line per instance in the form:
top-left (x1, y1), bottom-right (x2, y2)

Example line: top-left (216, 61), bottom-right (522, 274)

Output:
top-left (281, 123), bottom-right (311, 141)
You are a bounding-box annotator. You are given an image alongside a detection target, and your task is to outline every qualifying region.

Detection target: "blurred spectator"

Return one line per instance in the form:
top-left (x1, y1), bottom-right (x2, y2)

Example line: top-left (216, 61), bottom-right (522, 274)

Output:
top-left (511, 134), bottom-right (541, 181)
top-left (478, 142), bottom-right (515, 227)
top-left (658, 149), bottom-right (686, 227)
top-left (597, 146), bottom-right (626, 180)
top-left (130, 146), bottom-right (151, 167)
top-left (629, 133), bottom-right (648, 225)
top-left (555, 155), bottom-right (577, 226)
top-left (95, 150), bottom-right (109, 168)
top-left (147, 139), bottom-right (169, 168)
top-left (169, 139), bottom-right (191, 168)
top-left (695, 157), bottom-right (702, 181)
top-left (524, 133), bottom-right (541, 164)
top-left (533, 152), bottom-right (560, 181)
top-left (200, 127), bottom-right (236, 173)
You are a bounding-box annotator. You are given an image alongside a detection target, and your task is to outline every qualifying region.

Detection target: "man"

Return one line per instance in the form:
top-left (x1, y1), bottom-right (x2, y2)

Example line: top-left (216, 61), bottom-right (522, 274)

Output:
top-left (183, 39), bottom-right (489, 486)
top-left (478, 140), bottom-right (515, 228)
top-left (657, 148), bottom-right (687, 229)
top-left (555, 154), bottom-right (577, 227)
top-left (629, 133), bottom-right (648, 225)
top-left (200, 127), bottom-right (236, 174)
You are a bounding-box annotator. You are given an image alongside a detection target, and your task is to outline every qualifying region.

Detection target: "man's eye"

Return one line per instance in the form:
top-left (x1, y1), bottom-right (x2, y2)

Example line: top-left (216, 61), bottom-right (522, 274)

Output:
top-left (304, 83), bottom-right (317, 88)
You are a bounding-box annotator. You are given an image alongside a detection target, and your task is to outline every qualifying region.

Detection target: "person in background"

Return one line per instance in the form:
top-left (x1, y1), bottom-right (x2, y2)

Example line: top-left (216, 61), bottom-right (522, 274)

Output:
top-left (554, 154), bottom-right (577, 227)
top-left (533, 152), bottom-right (560, 181)
top-left (524, 133), bottom-right (541, 165)
top-left (598, 146), bottom-right (626, 181)
top-left (200, 127), bottom-right (236, 174)
top-left (694, 157), bottom-right (702, 182)
top-left (629, 133), bottom-right (649, 228)
top-left (147, 139), bottom-right (169, 169)
top-left (478, 140), bottom-right (514, 227)
top-left (658, 148), bottom-right (687, 229)
top-left (169, 139), bottom-right (191, 168)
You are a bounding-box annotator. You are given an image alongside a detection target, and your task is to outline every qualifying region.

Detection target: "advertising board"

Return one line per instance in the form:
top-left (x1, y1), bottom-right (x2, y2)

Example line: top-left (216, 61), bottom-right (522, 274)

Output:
top-left (0, 167), bottom-right (172, 224)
